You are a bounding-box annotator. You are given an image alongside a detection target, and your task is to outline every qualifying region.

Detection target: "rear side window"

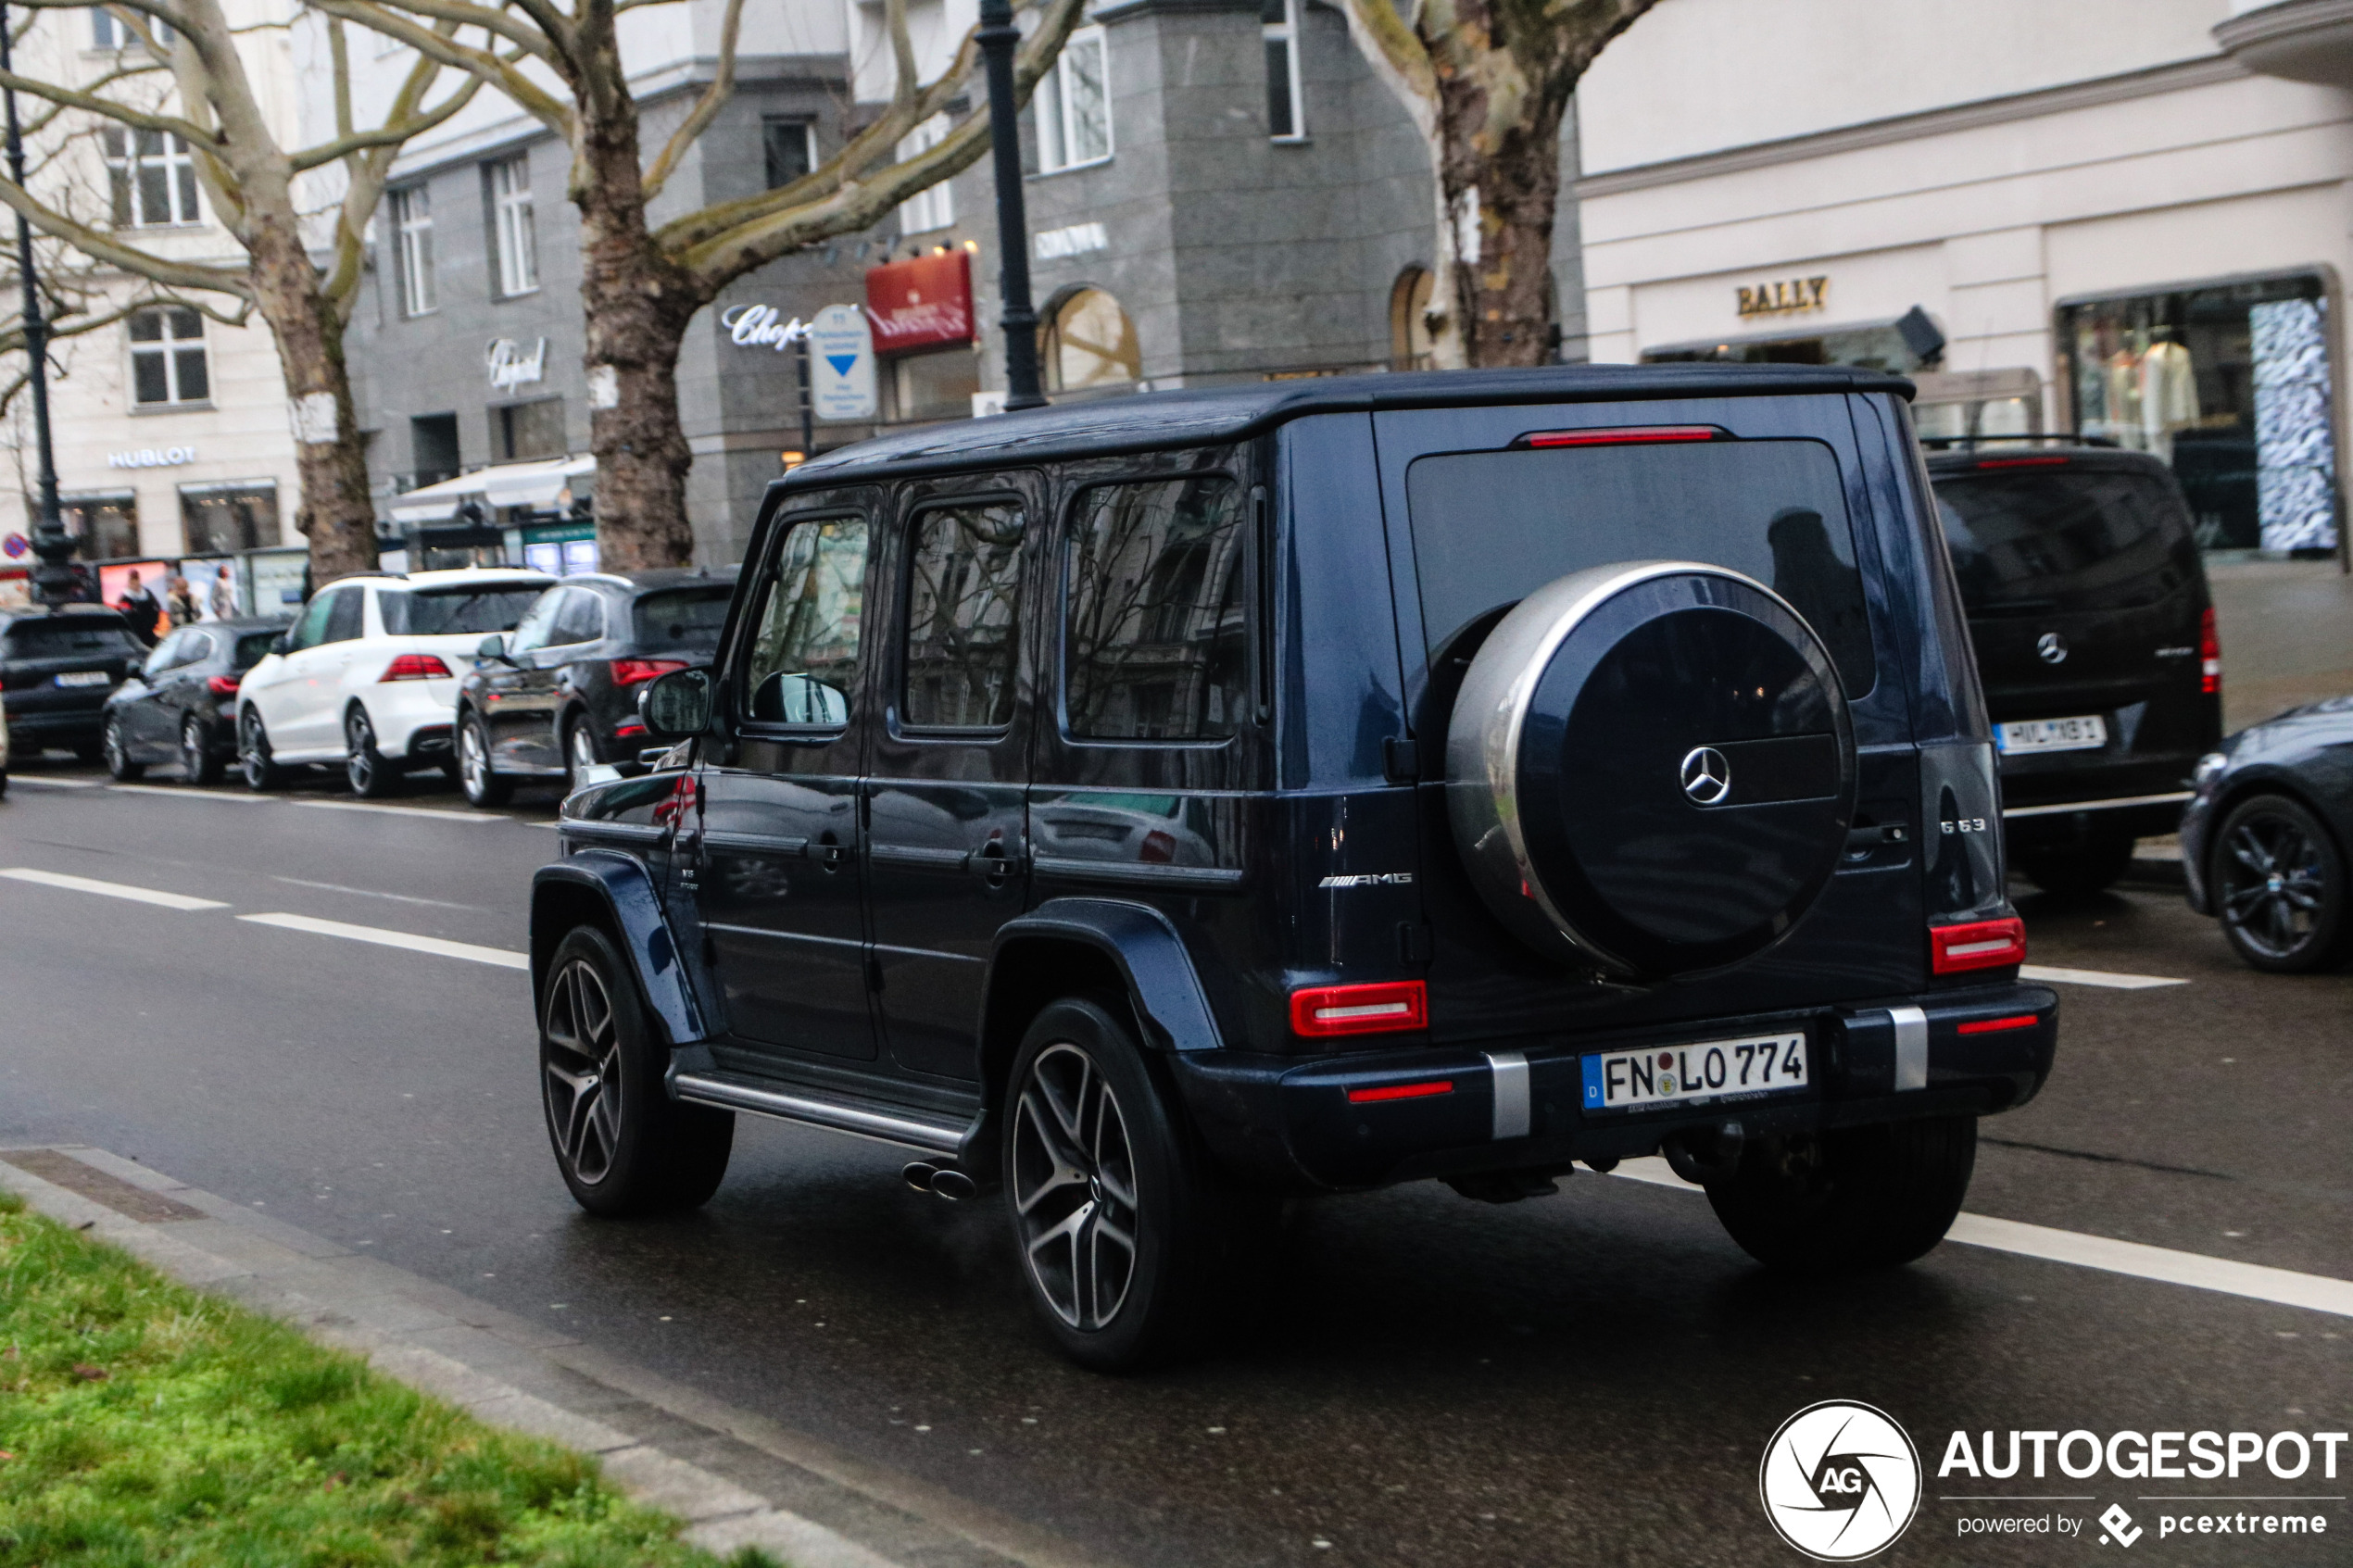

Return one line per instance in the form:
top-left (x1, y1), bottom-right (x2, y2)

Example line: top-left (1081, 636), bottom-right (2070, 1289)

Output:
top-left (1404, 439), bottom-right (1876, 696)
top-left (904, 500), bottom-right (1026, 729)
top-left (322, 589), bottom-right (364, 644)
top-left (1063, 476), bottom-right (1248, 741)
top-left (633, 587), bottom-right (733, 650)
top-left (549, 589), bottom-right (606, 646)
top-left (1935, 467), bottom-right (2197, 617)
top-left (380, 584), bottom-right (547, 635)
top-left (233, 632), bottom-right (280, 670)
top-left (744, 516), bottom-right (867, 726)
top-left (4, 620), bottom-right (142, 658)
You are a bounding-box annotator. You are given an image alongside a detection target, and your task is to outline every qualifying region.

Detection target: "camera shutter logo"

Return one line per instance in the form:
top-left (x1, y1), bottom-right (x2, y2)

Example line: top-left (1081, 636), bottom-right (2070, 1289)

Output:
top-left (1759, 1400), bottom-right (1921, 1561)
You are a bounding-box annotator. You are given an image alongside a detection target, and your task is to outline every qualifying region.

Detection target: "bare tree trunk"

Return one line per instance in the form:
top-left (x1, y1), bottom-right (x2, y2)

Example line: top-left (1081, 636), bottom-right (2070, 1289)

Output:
top-left (250, 213), bottom-right (379, 582)
top-left (1438, 69), bottom-right (1570, 369)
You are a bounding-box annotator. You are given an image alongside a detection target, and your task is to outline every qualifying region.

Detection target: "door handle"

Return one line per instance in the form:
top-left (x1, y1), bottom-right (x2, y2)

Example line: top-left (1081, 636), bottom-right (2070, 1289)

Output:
top-left (964, 844), bottom-right (1027, 878)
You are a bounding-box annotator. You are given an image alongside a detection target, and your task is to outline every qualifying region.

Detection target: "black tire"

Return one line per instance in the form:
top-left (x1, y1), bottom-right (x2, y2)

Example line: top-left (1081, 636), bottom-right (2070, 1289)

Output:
top-left (71, 738), bottom-right (104, 764)
top-left (2015, 832), bottom-right (2135, 898)
top-left (238, 709), bottom-right (283, 791)
top-left (458, 711), bottom-right (512, 808)
top-left (102, 715), bottom-right (145, 781)
top-left (540, 925), bottom-right (732, 1216)
top-left (1002, 998), bottom-right (1248, 1372)
top-left (181, 714), bottom-right (222, 786)
top-left (2211, 793), bottom-right (2353, 973)
top-left (344, 706), bottom-right (397, 798)
top-left (1704, 1115), bottom-right (1977, 1273)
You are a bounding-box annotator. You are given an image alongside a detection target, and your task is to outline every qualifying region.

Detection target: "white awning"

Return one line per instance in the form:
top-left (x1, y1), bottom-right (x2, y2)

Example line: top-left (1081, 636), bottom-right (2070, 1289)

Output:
top-left (388, 455), bottom-right (595, 524)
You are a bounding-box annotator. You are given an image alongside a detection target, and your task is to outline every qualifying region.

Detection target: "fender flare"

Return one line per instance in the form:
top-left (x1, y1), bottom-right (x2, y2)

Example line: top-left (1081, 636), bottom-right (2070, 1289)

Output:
top-left (530, 850), bottom-right (704, 1048)
top-left (982, 897), bottom-right (1225, 1056)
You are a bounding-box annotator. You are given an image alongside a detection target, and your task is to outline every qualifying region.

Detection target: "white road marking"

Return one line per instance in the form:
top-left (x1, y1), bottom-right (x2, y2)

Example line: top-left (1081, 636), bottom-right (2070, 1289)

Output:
top-left (3, 775), bottom-right (101, 788)
top-left (0, 866), bottom-right (229, 910)
top-left (292, 799), bottom-right (502, 822)
top-left (105, 784), bottom-right (270, 802)
top-left (2020, 963), bottom-right (2188, 989)
top-left (271, 875), bottom-right (485, 912)
top-left (237, 911), bottom-right (528, 970)
top-left (1610, 1158), bottom-right (2353, 1319)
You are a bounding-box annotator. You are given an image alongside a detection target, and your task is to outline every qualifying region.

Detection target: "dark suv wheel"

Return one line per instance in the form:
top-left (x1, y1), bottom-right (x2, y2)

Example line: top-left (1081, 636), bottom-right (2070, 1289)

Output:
top-left (1704, 1115), bottom-right (1976, 1272)
top-left (459, 711), bottom-right (512, 809)
top-left (2212, 793), bottom-right (2352, 972)
top-left (540, 925), bottom-right (733, 1215)
top-left (102, 714), bottom-right (145, 781)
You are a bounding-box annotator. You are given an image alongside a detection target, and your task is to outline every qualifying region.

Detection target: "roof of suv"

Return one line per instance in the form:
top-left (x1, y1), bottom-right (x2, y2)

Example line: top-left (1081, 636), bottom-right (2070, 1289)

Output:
top-left (566, 569), bottom-right (739, 596)
top-left (384, 568), bottom-right (555, 588)
top-left (785, 362), bottom-right (1918, 490)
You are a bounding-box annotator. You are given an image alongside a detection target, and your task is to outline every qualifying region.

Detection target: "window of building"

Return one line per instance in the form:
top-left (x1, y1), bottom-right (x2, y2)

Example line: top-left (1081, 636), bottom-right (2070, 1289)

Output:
top-left (495, 397), bottom-right (565, 462)
top-left (1390, 267), bottom-right (1434, 370)
top-left (896, 113), bottom-right (954, 235)
top-left (409, 412), bottom-right (460, 487)
top-left (91, 8), bottom-right (169, 50)
top-left (744, 516), bottom-right (868, 726)
top-left (488, 154), bottom-right (537, 297)
top-left (763, 118), bottom-right (813, 189)
top-left (1262, 0), bottom-right (1304, 140)
top-left (1035, 25), bottom-right (1111, 172)
top-left (2059, 274), bottom-right (2337, 554)
top-left (179, 481), bottom-right (279, 555)
top-left (1063, 476), bottom-right (1248, 741)
top-left (892, 347), bottom-right (981, 421)
top-left (392, 184), bottom-right (435, 316)
top-left (105, 128), bottom-right (199, 227)
top-left (1040, 287), bottom-right (1139, 392)
top-left (60, 492), bottom-right (138, 559)
top-left (1644, 322), bottom-right (1922, 377)
top-left (904, 500), bottom-right (1026, 728)
top-left (129, 306), bottom-right (208, 406)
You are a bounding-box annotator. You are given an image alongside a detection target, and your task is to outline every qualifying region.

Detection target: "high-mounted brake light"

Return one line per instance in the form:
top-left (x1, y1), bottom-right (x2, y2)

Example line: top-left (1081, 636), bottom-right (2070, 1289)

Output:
top-left (1520, 425), bottom-right (1723, 449)
top-left (1346, 1079), bottom-right (1454, 1104)
top-left (1290, 980), bottom-right (1428, 1038)
top-left (206, 674), bottom-right (240, 696)
top-left (380, 654), bottom-right (452, 682)
top-left (611, 658), bottom-right (689, 686)
top-left (1973, 455), bottom-right (2070, 469)
top-left (1957, 1013), bottom-right (2039, 1035)
top-left (1931, 917), bottom-right (2026, 975)
top-left (2200, 606), bottom-right (2221, 696)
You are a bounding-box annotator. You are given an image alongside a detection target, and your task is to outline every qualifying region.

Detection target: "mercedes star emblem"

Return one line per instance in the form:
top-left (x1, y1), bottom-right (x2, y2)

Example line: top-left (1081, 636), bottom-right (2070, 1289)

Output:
top-left (2036, 632), bottom-right (2068, 665)
top-left (1680, 746), bottom-right (1732, 806)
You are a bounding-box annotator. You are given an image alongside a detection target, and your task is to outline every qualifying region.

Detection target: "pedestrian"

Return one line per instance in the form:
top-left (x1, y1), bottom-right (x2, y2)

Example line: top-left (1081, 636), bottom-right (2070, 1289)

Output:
top-left (208, 566), bottom-right (239, 621)
top-left (115, 570), bottom-right (163, 646)
top-left (165, 574), bottom-right (200, 629)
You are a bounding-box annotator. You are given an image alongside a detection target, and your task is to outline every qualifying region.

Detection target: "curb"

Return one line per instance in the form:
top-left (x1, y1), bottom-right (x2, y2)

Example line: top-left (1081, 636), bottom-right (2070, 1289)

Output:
top-left (0, 1145), bottom-right (1100, 1568)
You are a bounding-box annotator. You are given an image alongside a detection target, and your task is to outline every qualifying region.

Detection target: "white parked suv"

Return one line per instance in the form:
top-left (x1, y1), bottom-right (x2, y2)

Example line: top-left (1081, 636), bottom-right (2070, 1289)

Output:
top-left (236, 569), bottom-right (552, 797)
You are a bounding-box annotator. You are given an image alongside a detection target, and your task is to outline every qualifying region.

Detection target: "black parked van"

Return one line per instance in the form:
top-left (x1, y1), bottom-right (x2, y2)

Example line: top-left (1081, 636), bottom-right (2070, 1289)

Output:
top-left (1928, 444), bottom-right (2222, 894)
top-left (533, 365), bottom-right (2058, 1369)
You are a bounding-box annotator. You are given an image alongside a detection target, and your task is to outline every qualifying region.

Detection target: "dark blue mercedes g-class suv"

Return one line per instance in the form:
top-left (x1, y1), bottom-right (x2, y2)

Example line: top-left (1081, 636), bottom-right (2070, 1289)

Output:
top-left (530, 364), bottom-right (2057, 1370)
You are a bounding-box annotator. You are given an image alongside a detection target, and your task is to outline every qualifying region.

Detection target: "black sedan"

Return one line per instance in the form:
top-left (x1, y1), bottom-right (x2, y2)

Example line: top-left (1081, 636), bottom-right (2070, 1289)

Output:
top-left (100, 617), bottom-right (292, 784)
top-left (1, 608), bottom-right (145, 762)
top-left (2182, 695), bottom-right (2353, 972)
top-left (454, 568), bottom-right (736, 808)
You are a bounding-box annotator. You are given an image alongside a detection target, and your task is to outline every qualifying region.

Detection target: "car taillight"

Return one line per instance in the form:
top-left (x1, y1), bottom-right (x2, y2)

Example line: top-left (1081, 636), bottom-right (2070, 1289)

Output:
top-left (2200, 606), bottom-right (2221, 696)
top-left (613, 721), bottom-right (646, 738)
top-left (1346, 1079), bottom-right (1454, 1104)
top-left (380, 654), bottom-right (453, 682)
top-left (1519, 425), bottom-right (1723, 448)
top-left (207, 674), bottom-right (241, 696)
top-left (1139, 829), bottom-right (1176, 863)
top-left (1931, 917), bottom-right (2026, 975)
top-left (611, 659), bottom-right (688, 686)
top-left (1290, 980), bottom-right (1428, 1038)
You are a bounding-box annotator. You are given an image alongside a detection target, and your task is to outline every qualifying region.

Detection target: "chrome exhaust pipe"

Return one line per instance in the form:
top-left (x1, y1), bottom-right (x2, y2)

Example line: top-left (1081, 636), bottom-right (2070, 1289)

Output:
top-left (929, 1167), bottom-right (978, 1202)
top-left (901, 1160), bottom-right (939, 1194)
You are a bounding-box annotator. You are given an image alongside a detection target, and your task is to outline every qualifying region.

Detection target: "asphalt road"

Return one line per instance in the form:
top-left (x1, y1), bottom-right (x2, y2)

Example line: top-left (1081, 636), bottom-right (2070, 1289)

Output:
top-left (1, 756), bottom-right (2347, 1568)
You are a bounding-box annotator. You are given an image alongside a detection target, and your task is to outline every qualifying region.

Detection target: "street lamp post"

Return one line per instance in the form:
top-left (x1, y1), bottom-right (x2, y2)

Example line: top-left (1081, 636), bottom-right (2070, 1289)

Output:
top-left (975, 0), bottom-right (1046, 410)
top-left (0, 0), bottom-right (71, 603)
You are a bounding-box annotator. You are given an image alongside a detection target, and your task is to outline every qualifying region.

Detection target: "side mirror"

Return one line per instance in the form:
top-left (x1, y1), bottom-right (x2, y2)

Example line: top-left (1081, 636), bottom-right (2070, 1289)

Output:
top-left (476, 633), bottom-right (510, 661)
top-left (271, 633), bottom-right (291, 657)
top-left (639, 667), bottom-right (714, 741)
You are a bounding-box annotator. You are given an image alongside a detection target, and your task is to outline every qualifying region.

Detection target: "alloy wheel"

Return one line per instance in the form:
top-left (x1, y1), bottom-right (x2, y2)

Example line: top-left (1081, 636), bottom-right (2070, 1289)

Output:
top-left (182, 717), bottom-right (207, 783)
top-left (239, 712), bottom-right (271, 789)
top-left (568, 721), bottom-right (598, 784)
top-left (460, 720), bottom-right (490, 800)
top-left (1012, 1042), bottom-right (1140, 1331)
top-left (346, 711), bottom-right (378, 794)
top-left (542, 958), bottom-right (623, 1185)
top-left (2220, 812), bottom-right (2328, 960)
top-left (103, 719), bottom-right (128, 776)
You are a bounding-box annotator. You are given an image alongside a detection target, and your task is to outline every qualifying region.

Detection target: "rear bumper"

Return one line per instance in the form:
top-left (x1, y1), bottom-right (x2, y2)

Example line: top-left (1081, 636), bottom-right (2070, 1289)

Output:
top-left (1169, 982), bottom-right (2057, 1191)
top-left (3, 703), bottom-right (107, 742)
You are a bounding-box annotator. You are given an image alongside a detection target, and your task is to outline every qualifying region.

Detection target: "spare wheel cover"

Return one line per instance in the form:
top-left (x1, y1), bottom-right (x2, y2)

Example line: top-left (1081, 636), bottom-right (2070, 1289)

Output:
top-left (1445, 560), bottom-right (1856, 978)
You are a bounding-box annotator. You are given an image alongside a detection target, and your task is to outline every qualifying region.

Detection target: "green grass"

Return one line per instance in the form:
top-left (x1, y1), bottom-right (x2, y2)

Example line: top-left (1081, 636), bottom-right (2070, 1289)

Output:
top-left (0, 1190), bottom-right (780, 1567)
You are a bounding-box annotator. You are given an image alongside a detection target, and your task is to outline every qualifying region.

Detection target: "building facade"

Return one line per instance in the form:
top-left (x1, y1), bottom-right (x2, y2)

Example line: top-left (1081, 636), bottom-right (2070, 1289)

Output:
top-left (1575, 0), bottom-right (2353, 558)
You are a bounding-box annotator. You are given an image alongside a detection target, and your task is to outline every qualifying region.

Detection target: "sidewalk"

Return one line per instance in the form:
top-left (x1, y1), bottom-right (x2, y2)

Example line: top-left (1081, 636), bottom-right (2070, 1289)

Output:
top-left (2208, 559), bottom-right (2353, 732)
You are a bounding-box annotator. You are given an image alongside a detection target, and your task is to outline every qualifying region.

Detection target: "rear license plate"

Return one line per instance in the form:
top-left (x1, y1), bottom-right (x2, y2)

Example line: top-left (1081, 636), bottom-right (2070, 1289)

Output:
top-left (1581, 1032), bottom-right (1808, 1113)
top-left (1995, 715), bottom-right (2107, 754)
top-left (52, 671), bottom-right (109, 687)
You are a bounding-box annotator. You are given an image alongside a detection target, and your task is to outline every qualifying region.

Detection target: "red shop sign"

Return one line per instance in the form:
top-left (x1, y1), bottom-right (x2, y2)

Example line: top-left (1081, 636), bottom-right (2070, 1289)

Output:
top-left (864, 250), bottom-right (975, 356)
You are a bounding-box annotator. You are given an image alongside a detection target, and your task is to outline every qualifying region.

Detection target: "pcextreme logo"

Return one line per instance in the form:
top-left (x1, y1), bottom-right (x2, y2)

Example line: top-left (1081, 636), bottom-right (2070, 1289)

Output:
top-left (1760, 1400), bottom-right (1924, 1562)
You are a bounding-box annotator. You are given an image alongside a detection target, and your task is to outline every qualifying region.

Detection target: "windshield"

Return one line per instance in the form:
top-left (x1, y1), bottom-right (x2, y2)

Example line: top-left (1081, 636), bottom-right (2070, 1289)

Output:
top-left (632, 586), bottom-right (734, 650)
top-left (1404, 438), bottom-right (1876, 695)
top-left (379, 584), bottom-right (547, 635)
top-left (3, 619), bottom-right (142, 659)
top-left (1935, 467), bottom-right (2198, 617)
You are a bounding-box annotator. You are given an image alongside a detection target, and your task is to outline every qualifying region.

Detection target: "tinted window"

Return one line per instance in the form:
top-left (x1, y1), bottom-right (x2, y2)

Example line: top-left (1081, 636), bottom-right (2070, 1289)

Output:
top-left (4, 618), bottom-right (143, 658)
top-left (744, 517), bottom-right (867, 726)
top-left (1934, 467), bottom-right (2198, 617)
top-left (321, 589), bottom-right (364, 644)
top-left (379, 583), bottom-right (547, 635)
top-left (549, 589), bottom-right (605, 646)
top-left (287, 592), bottom-right (335, 652)
top-left (633, 586), bottom-right (734, 650)
top-left (1064, 477), bottom-right (1248, 741)
top-left (506, 589), bottom-right (563, 655)
top-left (232, 631), bottom-right (280, 671)
top-left (1404, 440), bottom-right (1877, 696)
top-left (905, 500), bottom-right (1026, 729)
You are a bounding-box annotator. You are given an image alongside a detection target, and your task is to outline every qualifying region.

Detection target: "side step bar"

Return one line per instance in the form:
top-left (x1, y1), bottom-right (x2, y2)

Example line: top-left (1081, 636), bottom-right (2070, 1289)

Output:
top-left (669, 1071), bottom-right (965, 1155)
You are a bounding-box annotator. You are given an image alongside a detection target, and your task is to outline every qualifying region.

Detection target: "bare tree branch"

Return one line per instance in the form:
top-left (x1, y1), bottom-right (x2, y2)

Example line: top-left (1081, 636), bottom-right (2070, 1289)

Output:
top-left (310, 0), bottom-right (573, 132)
top-left (0, 68), bottom-right (217, 146)
top-left (640, 0), bottom-right (742, 199)
top-left (0, 177), bottom-right (251, 296)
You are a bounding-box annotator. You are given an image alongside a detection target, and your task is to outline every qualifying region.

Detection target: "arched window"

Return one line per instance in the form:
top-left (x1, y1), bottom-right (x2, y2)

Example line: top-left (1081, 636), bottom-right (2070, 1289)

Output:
top-left (1390, 267), bottom-right (1434, 370)
top-left (1041, 287), bottom-right (1141, 392)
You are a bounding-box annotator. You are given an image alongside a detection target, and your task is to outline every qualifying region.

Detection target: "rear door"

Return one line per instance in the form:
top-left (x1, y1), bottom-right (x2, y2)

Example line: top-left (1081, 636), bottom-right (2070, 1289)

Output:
top-left (482, 590), bottom-right (561, 769)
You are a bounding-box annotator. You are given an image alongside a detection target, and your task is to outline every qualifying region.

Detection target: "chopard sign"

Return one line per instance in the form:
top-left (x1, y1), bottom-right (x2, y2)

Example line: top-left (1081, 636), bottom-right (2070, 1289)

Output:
top-left (485, 336), bottom-right (547, 391)
top-left (720, 304), bottom-right (808, 352)
top-left (1736, 276), bottom-right (1828, 318)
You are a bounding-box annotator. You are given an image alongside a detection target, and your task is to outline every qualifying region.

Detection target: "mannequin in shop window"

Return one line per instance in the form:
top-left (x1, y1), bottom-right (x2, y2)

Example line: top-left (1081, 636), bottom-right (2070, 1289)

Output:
top-left (2140, 329), bottom-right (2196, 462)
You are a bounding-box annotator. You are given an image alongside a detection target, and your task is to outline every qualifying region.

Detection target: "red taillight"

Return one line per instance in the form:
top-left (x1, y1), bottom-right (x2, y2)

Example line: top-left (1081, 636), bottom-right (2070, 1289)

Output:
top-left (613, 721), bottom-right (646, 738)
top-left (380, 654), bottom-right (452, 682)
top-left (1521, 425), bottom-right (1722, 448)
top-left (1139, 829), bottom-right (1176, 863)
top-left (206, 674), bottom-right (240, 696)
top-left (2199, 606), bottom-right (2221, 696)
top-left (1931, 917), bottom-right (2026, 975)
top-left (1290, 980), bottom-right (1428, 1038)
top-left (611, 659), bottom-right (688, 686)
top-left (1973, 455), bottom-right (2070, 469)
top-left (1346, 1079), bottom-right (1454, 1104)
top-left (1957, 1014), bottom-right (2039, 1035)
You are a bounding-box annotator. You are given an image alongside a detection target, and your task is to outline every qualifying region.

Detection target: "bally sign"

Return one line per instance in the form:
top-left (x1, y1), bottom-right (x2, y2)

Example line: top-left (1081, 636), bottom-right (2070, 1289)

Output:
top-left (863, 251), bottom-right (974, 356)
top-left (1736, 276), bottom-right (1829, 319)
